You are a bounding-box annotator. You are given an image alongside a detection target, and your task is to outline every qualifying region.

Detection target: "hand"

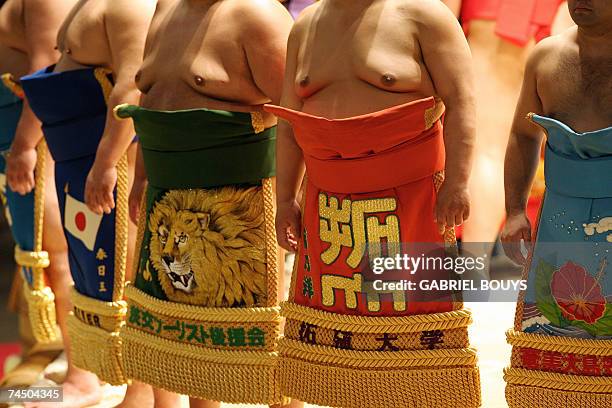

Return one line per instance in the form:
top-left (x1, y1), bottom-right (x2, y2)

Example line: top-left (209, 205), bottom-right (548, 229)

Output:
top-left (501, 212), bottom-right (532, 266)
top-left (434, 181), bottom-right (470, 234)
top-left (6, 146), bottom-right (37, 195)
top-left (129, 176), bottom-right (147, 225)
top-left (276, 199), bottom-right (302, 252)
top-left (85, 162), bottom-right (117, 215)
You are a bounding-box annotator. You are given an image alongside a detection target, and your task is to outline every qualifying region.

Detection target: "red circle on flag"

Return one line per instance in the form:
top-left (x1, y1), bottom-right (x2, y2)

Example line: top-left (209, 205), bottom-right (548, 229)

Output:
top-left (75, 212), bottom-right (87, 231)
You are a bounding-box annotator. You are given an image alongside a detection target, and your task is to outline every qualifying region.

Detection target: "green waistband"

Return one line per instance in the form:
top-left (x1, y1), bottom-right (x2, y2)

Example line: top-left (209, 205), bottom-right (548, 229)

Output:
top-left (115, 104), bottom-right (276, 189)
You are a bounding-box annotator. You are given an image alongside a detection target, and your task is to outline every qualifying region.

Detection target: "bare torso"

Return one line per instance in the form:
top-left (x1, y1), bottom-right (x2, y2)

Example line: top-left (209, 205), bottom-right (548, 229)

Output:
top-left (54, 0), bottom-right (113, 72)
top-left (536, 28), bottom-right (612, 132)
top-left (138, 0), bottom-right (290, 127)
top-left (292, 0), bottom-right (437, 118)
top-left (0, 0), bottom-right (28, 76)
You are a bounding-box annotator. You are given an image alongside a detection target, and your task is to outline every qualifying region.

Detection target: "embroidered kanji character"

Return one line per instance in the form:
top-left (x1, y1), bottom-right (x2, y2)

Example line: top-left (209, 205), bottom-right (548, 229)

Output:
top-left (227, 328), bottom-right (246, 347)
top-left (96, 248), bottom-right (108, 261)
top-left (520, 348), bottom-right (541, 370)
top-left (186, 324), bottom-right (204, 344)
top-left (128, 306), bottom-right (141, 326)
top-left (304, 254), bottom-right (311, 272)
top-left (581, 355), bottom-right (601, 376)
top-left (247, 327), bottom-right (266, 347)
top-left (209, 327), bottom-right (226, 346)
top-left (302, 276), bottom-right (314, 299)
top-left (376, 333), bottom-right (399, 352)
top-left (298, 322), bottom-right (318, 345)
top-left (333, 330), bottom-right (353, 350)
top-left (564, 353), bottom-right (580, 374)
top-left (420, 330), bottom-right (444, 350)
top-left (603, 356), bottom-right (612, 375)
top-left (163, 320), bottom-right (186, 340)
top-left (319, 193), bottom-right (352, 265)
top-left (541, 351), bottom-right (564, 372)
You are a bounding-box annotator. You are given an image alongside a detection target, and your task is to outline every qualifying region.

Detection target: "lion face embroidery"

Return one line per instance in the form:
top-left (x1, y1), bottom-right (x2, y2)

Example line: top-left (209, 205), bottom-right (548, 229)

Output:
top-left (148, 187), bottom-right (267, 307)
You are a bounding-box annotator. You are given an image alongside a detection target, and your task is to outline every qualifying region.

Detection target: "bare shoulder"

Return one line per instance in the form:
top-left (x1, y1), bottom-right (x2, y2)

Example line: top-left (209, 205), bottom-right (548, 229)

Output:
top-left (288, 2), bottom-right (319, 43)
top-left (394, 0), bottom-right (458, 26)
top-left (526, 28), bottom-right (575, 72)
top-left (104, 0), bottom-right (156, 24)
top-left (230, 0), bottom-right (293, 27)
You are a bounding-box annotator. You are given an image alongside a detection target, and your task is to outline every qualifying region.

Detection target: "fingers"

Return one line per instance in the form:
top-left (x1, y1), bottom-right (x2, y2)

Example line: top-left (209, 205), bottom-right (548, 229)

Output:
top-left (129, 200), bottom-right (140, 225)
top-left (7, 171), bottom-right (35, 195)
top-left (85, 182), bottom-right (115, 215)
top-left (501, 230), bottom-right (528, 266)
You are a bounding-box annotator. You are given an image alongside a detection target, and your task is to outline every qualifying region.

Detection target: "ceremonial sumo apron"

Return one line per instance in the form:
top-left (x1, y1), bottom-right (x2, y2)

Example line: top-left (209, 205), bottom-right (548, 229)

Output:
top-left (115, 104), bottom-right (281, 404)
top-left (505, 114), bottom-right (612, 407)
top-left (265, 97), bottom-right (481, 408)
top-left (0, 74), bottom-right (58, 344)
top-left (21, 67), bottom-right (129, 384)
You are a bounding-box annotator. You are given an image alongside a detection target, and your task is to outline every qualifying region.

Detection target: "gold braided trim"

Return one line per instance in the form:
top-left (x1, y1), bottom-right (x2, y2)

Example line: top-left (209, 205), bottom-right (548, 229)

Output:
top-left (507, 330), bottom-right (612, 356)
top-left (125, 284), bottom-right (280, 322)
top-left (424, 97), bottom-right (445, 130)
top-left (67, 313), bottom-right (127, 385)
top-left (280, 357), bottom-right (481, 408)
top-left (70, 286), bottom-right (127, 332)
top-left (93, 68), bottom-right (113, 101)
top-left (262, 178), bottom-right (279, 307)
top-left (506, 384), bottom-right (612, 408)
top-left (281, 301), bottom-right (472, 334)
top-left (121, 325), bottom-right (282, 403)
top-left (279, 338), bottom-right (477, 368)
top-left (24, 140), bottom-right (59, 344)
top-left (1, 73), bottom-right (24, 98)
top-left (22, 284), bottom-right (60, 343)
top-left (14, 246), bottom-right (49, 268)
top-left (250, 111), bottom-right (265, 134)
top-left (504, 367), bottom-right (612, 394)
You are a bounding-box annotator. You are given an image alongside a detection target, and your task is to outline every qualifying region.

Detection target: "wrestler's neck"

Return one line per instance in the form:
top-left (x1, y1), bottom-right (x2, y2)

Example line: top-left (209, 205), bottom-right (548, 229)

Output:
top-left (575, 23), bottom-right (612, 53)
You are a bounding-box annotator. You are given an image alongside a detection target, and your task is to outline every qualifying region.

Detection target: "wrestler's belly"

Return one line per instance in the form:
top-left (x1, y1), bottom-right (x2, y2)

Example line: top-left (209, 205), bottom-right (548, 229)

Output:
top-left (301, 80), bottom-right (434, 119)
top-left (140, 81), bottom-right (277, 128)
top-left (54, 53), bottom-right (100, 73)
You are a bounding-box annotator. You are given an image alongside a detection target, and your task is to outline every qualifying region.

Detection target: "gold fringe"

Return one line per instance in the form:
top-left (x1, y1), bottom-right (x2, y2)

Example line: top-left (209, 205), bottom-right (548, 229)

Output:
top-left (22, 285), bottom-right (59, 343)
top-left (1, 73), bottom-right (24, 98)
top-left (250, 111), bottom-right (265, 134)
top-left (507, 329), bottom-right (612, 356)
top-left (125, 284), bottom-right (279, 323)
top-left (121, 325), bottom-right (282, 403)
top-left (22, 140), bottom-right (59, 344)
top-left (67, 313), bottom-right (126, 385)
top-left (506, 384), bottom-right (612, 407)
top-left (504, 368), bottom-right (612, 394)
top-left (281, 301), bottom-right (472, 334)
top-left (280, 355), bottom-right (480, 408)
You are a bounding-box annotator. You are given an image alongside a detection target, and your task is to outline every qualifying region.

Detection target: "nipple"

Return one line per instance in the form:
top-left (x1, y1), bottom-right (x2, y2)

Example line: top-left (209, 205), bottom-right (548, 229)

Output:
top-left (381, 73), bottom-right (396, 86)
top-left (299, 76), bottom-right (310, 87)
top-left (194, 75), bottom-right (205, 86)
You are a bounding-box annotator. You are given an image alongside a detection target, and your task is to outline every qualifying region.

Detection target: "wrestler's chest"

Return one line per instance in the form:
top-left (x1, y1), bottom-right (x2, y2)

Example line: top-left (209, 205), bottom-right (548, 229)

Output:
top-left (0, 0), bottom-right (26, 51)
top-left (57, 0), bottom-right (110, 66)
top-left (296, 25), bottom-right (425, 97)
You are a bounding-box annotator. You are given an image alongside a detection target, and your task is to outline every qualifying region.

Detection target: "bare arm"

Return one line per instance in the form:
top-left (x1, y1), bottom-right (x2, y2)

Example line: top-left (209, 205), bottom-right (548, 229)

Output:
top-left (441, 0), bottom-right (461, 18)
top-left (418, 1), bottom-right (476, 228)
top-left (85, 0), bottom-right (155, 214)
top-left (242, 0), bottom-right (294, 105)
top-left (7, 0), bottom-right (74, 194)
top-left (501, 43), bottom-right (548, 264)
top-left (274, 23), bottom-right (307, 251)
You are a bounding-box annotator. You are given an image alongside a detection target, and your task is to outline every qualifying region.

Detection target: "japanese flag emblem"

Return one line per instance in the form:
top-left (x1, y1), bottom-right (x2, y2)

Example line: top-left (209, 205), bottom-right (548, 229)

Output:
top-left (64, 193), bottom-right (103, 251)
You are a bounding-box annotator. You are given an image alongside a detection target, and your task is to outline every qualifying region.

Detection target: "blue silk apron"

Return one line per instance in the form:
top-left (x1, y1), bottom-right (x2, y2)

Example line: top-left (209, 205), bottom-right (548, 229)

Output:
top-left (1, 74), bottom-right (59, 345)
top-left (20, 66), bottom-right (129, 385)
top-left (506, 114), bottom-right (612, 406)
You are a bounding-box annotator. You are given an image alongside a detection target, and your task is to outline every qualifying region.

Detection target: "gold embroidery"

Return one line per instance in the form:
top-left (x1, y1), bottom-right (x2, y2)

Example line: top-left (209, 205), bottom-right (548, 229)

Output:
top-left (321, 273), bottom-right (363, 309)
top-left (319, 193), bottom-right (352, 265)
top-left (250, 111), bottom-right (265, 134)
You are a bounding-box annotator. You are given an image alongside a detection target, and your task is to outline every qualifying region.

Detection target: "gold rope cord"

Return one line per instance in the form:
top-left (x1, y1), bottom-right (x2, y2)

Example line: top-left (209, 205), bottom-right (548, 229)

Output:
top-left (22, 140), bottom-right (59, 343)
top-left (262, 177), bottom-right (279, 307)
top-left (1, 73), bottom-right (24, 99)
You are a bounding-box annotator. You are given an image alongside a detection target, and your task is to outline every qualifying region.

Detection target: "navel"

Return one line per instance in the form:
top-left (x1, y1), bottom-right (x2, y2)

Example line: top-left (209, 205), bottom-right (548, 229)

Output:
top-left (194, 75), bottom-right (205, 86)
top-left (299, 75), bottom-right (310, 87)
top-left (381, 73), bottom-right (396, 86)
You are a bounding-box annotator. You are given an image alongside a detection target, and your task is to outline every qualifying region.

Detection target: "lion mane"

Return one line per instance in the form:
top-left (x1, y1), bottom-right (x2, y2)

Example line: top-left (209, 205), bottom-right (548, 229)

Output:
top-left (148, 186), bottom-right (268, 307)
